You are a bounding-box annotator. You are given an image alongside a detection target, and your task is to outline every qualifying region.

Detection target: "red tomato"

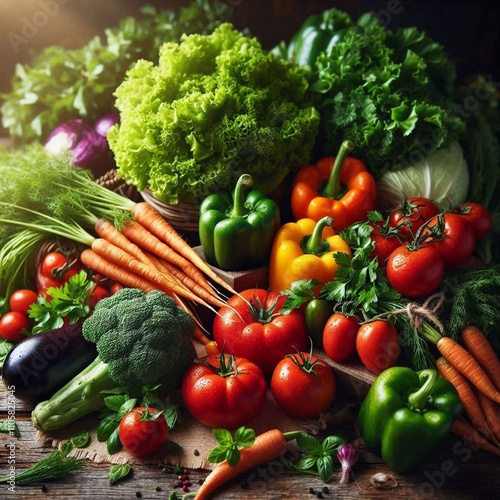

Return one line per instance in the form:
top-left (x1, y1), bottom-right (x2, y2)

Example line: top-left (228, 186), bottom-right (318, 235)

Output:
top-left (87, 285), bottom-right (110, 309)
top-left (0, 311), bottom-right (30, 343)
top-left (36, 267), bottom-right (63, 292)
top-left (9, 289), bottom-right (39, 315)
top-left (213, 289), bottom-right (308, 374)
top-left (271, 351), bottom-right (336, 418)
top-left (322, 313), bottom-right (359, 362)
top-left (40, 251), bottom-right (83, 282)
top-left (119, 407), bottom-right (168, 457)
top-left (356, 320), bottom-right (400, 375)
top-left (386, 245), bottom-right (444, 298)
top-left (455, 202), bottom-right (492, 241)
top-left (369, 220), bottom-right (402, 266)
top-left (389, 197), bottom-right (440, 240)
top-left (181, 353), bottom-right (267, 429)
top-left (424, 213), bottom-right (476, 268)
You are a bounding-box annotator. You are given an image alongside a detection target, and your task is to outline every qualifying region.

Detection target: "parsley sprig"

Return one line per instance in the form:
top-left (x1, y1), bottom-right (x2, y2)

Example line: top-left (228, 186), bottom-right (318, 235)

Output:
top-left (321, 213), bottom-right (399, 317)
top-left (28, 270), bottom-right (94, 333)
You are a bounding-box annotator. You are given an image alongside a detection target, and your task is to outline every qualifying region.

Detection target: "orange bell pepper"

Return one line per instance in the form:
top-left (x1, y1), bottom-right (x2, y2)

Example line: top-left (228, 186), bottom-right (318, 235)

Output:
top-left (291, 140), bottom-right (377, 230)
top-left (269, 216), bottom-right (351, 294)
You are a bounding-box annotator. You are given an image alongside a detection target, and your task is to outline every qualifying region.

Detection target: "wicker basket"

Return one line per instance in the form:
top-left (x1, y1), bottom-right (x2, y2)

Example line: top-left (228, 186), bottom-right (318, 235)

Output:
top-left (96, 169), bottom-right (142, 203)
top-left (140, 188), bottom-right (200, 233)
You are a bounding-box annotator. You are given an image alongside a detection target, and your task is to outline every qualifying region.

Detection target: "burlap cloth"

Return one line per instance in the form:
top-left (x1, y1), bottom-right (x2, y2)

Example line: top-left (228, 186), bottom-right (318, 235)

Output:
top-left (35, 342), bottom-right (325, 471)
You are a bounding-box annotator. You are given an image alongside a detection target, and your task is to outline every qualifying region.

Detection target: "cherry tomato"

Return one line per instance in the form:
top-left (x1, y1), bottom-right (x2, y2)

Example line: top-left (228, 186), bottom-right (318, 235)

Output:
top-left (9, 289), bottom-right (39, 315)
top-left (455, 202), bottom-right (492, 241)
top-left (356, 320), bottom-right (400, 375)
top-left (369, 220), bottom-right (402, 266)
top-left (119, 407), bottom-right (168, 457)
top-left (0, 311), bottom-right (30, 343)
top-left (271, 351), bottom-right (336, 418)
top-left (87, 285), bottom-right (110, 309)
top-left (386, 244), bottom-right (444, 298)
top-left (389, 197), bottom-right (440, 240)
top-left (36, 267), bottom-right (63, 292)
top-left (424, 213), bottom-right (476, 268)
top-left (322, 313), bottom-right (359, 362)
top-left (181, 353), bottom-right (267, 429)
top-left (213, 289), bottom-right (308, 374)
top-left (40, 251), bottom-right (83, 282)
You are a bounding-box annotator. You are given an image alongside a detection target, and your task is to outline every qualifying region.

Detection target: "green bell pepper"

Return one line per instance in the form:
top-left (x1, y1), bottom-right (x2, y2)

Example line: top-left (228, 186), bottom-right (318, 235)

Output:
top-left (272, 8), bottom-right (353, 68)
top-left (199, 174), bottom-right (281, 271)
top-left (358, 367), bottom-right (462, 473)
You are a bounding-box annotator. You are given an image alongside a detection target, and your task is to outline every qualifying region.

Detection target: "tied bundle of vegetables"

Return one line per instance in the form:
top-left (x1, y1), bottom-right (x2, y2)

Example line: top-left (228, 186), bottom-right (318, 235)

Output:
top-left (0, 145), bottom-right (237, 343)
top-left (107, 23), bottom-right (320, 205)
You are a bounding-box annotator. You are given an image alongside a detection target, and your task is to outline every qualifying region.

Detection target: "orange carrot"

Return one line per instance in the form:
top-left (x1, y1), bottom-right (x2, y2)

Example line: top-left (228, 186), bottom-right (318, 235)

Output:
top-left (151, 254), bottom-right (226, 309)
top-left (121, 219), bottom-right (215, 295)
top-left (194, 429), bottom-right (288, 500)
top-left (172, 292), bottom-right (212, 346)
top-left (94, 218), bottom-right (152, 266)
top-left (475, 389), bottom-right (500, 444)
top-left (451, 418), bottom-right (500, 457)
top-left (461, 326), bottom-right (500, 393)
top-left (80, 248), bottom-right (157, 293)
top-left (436, 357), bottom-right (495, 442)
top-left (131, 202), bottom-right (238, 296)
top-left (90, 238), bottom-right (217, 312)
top-left (436, 336), bottom-right (500, 404)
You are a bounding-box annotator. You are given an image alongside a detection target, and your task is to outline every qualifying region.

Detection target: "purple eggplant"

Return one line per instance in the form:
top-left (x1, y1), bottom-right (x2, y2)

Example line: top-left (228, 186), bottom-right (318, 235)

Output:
top-left (2, 322), bottom-right (97, 405)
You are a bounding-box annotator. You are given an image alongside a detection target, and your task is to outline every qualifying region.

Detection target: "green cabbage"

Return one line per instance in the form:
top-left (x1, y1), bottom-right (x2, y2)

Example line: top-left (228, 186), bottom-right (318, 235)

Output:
top-left (108, 23), bottom-right (320, 204)
top-left (376, 141), bottom-right (469, 211)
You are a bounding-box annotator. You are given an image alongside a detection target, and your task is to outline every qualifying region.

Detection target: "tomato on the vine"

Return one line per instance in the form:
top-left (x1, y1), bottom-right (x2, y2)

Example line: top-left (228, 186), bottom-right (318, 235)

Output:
top-left (386, 244), bottom-right (444, 298)
top-left (118, 406), bottom-right (168, 457)
top-left (424, 213), bottom-right (476, 268)
top-left (181, 353), bottom-right (267, 429)
top-left (356, 320), bottom-right (400, 375)
top-left (39, 251), bottom-right (83, 284)
top-left (389, 197), bottom-right (439, 240)
top-left (213, 288), bottom-right (308, 374)
top-left (271, 351), bottom-right (336, 418)
top-left (322, 313), bottom-right (359, 362)
top-left (369, 220), bottom-right (402, 266)
top-left (0, 311), bottom-right (30, 343)
top-left (455, 202), bottom-right (492, 241)
top-left (9, 289), bottom-right (38, 315)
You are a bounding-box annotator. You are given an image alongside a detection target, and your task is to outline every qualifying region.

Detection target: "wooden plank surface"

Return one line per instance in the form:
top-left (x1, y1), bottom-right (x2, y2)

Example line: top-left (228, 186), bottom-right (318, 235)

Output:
top-left (1, 384), bottom-right (499, 498)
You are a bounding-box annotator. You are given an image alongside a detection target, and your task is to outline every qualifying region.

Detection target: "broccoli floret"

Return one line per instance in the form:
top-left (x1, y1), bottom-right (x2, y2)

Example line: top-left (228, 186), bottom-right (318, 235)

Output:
top-left (32, 289), bottom-right (196, 432)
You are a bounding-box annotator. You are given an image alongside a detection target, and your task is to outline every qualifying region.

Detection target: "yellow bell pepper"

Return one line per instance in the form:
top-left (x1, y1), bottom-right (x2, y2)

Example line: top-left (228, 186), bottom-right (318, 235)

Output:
top-left (269, 216), bottom-right (351, 294)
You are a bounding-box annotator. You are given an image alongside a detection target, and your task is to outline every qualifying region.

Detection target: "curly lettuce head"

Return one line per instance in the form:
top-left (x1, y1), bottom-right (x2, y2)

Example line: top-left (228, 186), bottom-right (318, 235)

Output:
top-left (108, 23), bottom-right (319, 204)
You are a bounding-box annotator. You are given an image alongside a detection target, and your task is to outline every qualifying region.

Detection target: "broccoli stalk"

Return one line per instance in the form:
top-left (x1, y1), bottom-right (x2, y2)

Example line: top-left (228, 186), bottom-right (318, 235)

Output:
top-left (32, 288), bottom-right (197, 432)
top-left (32, 357), bottom-right (116, 432)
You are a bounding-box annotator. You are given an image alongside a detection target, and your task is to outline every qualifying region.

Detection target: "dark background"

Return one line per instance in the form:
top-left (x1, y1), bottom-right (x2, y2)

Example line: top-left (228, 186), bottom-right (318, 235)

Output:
top-left (1, 0), bottom-right (499, 136)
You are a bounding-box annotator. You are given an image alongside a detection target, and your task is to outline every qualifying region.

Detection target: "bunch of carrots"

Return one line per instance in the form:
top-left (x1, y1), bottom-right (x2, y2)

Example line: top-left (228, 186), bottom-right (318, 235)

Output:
top-left (79, 202), bottom-right (238, 345)
top-left (432, 326), bottom-right (500, 456)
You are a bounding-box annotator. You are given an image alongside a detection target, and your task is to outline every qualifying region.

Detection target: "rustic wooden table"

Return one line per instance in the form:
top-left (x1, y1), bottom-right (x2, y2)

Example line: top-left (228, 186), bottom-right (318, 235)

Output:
top-left (1, 382), bottom-right (499, 500)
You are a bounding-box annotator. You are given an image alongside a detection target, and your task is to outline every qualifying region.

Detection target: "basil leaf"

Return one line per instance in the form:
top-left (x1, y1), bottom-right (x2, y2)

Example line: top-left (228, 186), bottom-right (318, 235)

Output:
top-left (109, 464), bottom-right (131, 485)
